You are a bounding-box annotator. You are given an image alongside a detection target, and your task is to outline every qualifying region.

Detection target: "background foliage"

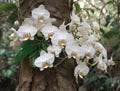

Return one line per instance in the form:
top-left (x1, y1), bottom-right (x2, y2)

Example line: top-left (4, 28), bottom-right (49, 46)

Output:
top-left (0, 0), bottom-right (18, 91)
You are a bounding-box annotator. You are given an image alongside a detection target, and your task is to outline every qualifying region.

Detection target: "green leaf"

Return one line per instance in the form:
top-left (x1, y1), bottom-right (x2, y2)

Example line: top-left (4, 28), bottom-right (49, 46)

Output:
top-left (0, 49), bottom-right (6, 55)
top-left (84, 8), bottom-right (94, 14)
top-left (98, 75), bottom-right (108, 79)
top-left (85, 75), bottom-right (98, 84)
top-left (7, 13), bottom-right (17, 24)
top-left (104, 28), bottom-right (119, 38)
top-left (75, 3), bottom-right (81, 12)
top-left (13, 40), bottom-right (39, 63)
top-left (79, 86), bottom-right (87, 91)
top-left (0, 2), bottom-right (17, 12)
top-left (104, 78), bottom-right (112, 87)
top-left (2, 69), bottom-right (13, 77)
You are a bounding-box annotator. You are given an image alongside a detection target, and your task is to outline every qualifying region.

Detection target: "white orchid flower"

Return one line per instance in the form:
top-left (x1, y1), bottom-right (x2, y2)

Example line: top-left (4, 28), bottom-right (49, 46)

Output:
top-left (94, 42), bottom-right (107, 58)
top-left (81, 44), bottom-right (96, 59)
top-left (22, 17), bottom-right (46, 31)
top-left (16, 25), bottom-right (37, 41)
top-left (95, 54), bottom-right (107, 72)
top-left (74, 62), bottom-right (89, 79)
top-left (97, 61), bottom-right (107, 72)
top-left (41, 23), bottom-right (59, 40)
top-left (77, 26), bottom-right (88, 38)
top-left (47, 45), bottom-right (62, 57)
top-left (92, 21), bottom-right (100, 31)
top-left (82, 18), bottom-right (92, 33)
top-left (59, 22), bottom-right (67, 32)
top-left (51, 31), bottom-right (74, 47)
top-left (86, 33), bottom-right (99, 44)
top-left (32, 5), bottom-right (50, 22)
top-left (51, 23), bottom-right (74, 47)
top-left (34, 50), bottom-right (55, 71)
top-left (70, 10), bottom-right (80, 25)
top-left (94, 42), bottom-right (102, 51)
top-left (65, 44), bottom-right (85, 59)
top-left (94, 42), bottom-right (108, 58)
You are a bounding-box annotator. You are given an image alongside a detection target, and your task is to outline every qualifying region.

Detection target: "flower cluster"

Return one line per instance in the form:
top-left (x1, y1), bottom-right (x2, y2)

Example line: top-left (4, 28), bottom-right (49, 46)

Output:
top-left (9, 5), bottom-right (115, 79)
top-left (73, 0), bottom-right (107, 25)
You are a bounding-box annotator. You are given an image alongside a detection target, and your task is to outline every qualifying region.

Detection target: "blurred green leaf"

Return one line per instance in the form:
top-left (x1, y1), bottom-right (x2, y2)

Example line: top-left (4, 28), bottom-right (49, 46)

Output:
top-left (0, 49), bottom-right (6, 55)
top-left (85, 75), bottom-right (98, 84)
top-left (84, 8), bottom-right (94, 14)
top-left (7, 13), bottom-right (17, 24)
top-left (75, 3), bottom-right (81, 12)
top-left (13, 40), bottom-right (39, 63)
top-left (104, 28), bottom-right (119, 38)
top-left (2, 69), bottom-right (12, 77)
top-left (0, 2), bottom-right (17, 12)
top-left (104, 78), bottom-right (112, 87)
top-left (98, 75), bottom-right (108, 79)
top-left (79, 86), bottom-right (87, 91)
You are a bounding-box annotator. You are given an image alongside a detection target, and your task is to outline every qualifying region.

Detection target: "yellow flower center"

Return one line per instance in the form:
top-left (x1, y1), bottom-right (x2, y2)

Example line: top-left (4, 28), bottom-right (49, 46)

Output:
top-left (58, 39), bottom-right (66, 46)
top-left (48, 33), bottom-right (54, 38)
top-left (23, 33), bottom-right (31, 40)
top-left (51, 51), bottom-right (56, 55)
top-left (38, 16), bottom-right (44, 22)
top-left (79, 72), bottom-right (84, 79)
top-left (42, 62), bottom-right (49, 68)
top-left (85, 52), bottom-right (91, 59)
top-left (71, 52), bottom-right (77, 58)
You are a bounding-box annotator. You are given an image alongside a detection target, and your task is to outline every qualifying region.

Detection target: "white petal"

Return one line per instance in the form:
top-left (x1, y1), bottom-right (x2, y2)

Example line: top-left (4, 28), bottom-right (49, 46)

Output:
top-left (17, 25), bottom-right (37, 39)
top-left (92, 21), bottom-right (100, 31)
top-left (40, 50), bottom-right (47, 55)
top-left (32, 5), bottom-right (50, 20)
top-left (65, 44), bottom-right (85, 59)
top-left (51, 31), bottom-right (74, 46)
top-left (81, 44), bottom-right (96, 59)
top-left (41, 23), bottom-right (59, 39)
top-left (34, 52), bottom-right (55, 69)
top-left (97, 61), bottom-right (107, 71)
top-left (47, 45), bottom-right (62, 57)
top-left (74, 62), bottom-right (89, 78)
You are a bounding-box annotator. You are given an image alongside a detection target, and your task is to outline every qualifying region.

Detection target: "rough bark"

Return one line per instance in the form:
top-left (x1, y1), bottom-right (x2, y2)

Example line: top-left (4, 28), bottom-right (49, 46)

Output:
top-left (17, 0), bottom-right (78, 91)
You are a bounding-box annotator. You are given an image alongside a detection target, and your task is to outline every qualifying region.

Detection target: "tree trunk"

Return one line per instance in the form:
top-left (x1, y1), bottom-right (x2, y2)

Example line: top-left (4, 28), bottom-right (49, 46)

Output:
top-left (17, 0), bottom-right (78, 91)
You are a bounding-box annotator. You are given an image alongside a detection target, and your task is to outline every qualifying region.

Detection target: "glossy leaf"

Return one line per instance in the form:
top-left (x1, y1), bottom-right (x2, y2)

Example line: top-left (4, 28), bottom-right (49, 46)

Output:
top-left (13, 40), bottom-right (39, 63)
